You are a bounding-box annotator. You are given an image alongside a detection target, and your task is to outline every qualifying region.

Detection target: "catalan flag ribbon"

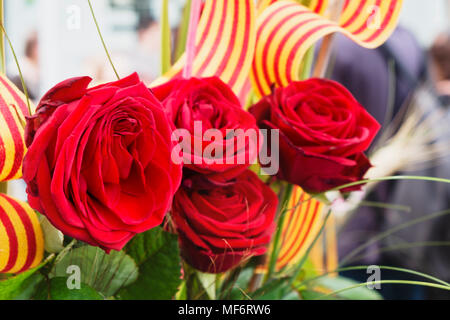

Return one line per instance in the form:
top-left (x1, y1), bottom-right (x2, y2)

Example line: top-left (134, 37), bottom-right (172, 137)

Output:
top-left (274, 186), bottom-right (325, 271)
top-left (0, 73), bottom-right (31, 181)
top-left (0, 193), bottom-right (44, 274)
top-left (258, 0), bottom-right (329, 15)
top-left (152, 0), bottom-right (256, 95)
top-left (251, 0), bottom-right (404, 97)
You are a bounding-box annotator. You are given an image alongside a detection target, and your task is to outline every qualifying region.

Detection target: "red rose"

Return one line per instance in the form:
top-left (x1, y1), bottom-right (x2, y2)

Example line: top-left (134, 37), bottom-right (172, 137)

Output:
top-left (172, 170), bottom-right (278, 273)
top-left (23, 73), bottom-right (182, 251)
top-left (250, 79), bottom-right (380, 193)
top-left (152, 77), bottom-right (260, 183)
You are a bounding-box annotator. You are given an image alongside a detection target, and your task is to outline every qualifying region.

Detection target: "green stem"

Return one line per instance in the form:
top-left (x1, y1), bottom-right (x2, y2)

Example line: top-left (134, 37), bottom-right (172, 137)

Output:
top-left (183, 263), bottom-right (210, 300)
top-left (174, 0), bottom-right (192, 61)
top-left (219, 266), bottom-right (242, 299)
top-left (161, 0), bottom-right (171, 74)
top-left (87, 0), bottom-right (119, 80)
top-left (0, 23), bottom-right (31, 115)
top-left (0, 181), bottom-right (7, 194)
top-left (0, 0), bottom-right (5, 74)
top-left (266, 183), bottom-right (294, 280)
top-left (288, 209), bottom-right (333, 287)
top-left (299, 0), bottom-right (314, 7)
top-left (244, 89), bottom-right (255, 110)
top-left (288, 176), bottom-right (450, 211)
top-left (299, 45), bottom-right (314, 80)
top-left (331, 175), bottom-right (450, 192)
top-left (339, 208), bottom-right (450, 267)
top-left (316, 280), bottom-right (450, 300)
top-left (359, 200), bottom-right (411, 212)
top-left (299, 265), bottom-right (450, 289)
top-left (345, 241), bottom-right (450, 266)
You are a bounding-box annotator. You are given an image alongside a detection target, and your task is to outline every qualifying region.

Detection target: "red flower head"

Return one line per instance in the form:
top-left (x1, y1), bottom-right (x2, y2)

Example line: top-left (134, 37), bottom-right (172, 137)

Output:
top-left (250, 78), bottom-right (381, 193)
top-left (23, 73), bottom-right (182, 251)
top-left (152, 77), bottom-right (261, 183)
top-left (172, 170), bottom-right (278, 273)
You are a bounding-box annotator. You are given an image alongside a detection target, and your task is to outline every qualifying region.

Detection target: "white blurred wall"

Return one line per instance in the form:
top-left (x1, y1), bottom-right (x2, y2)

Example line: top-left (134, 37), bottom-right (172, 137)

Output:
top-left (3, 0), bottom-right (450, 97)
top-left (5, 0), bottom-right (185, 97)
top-left (399, 0), bottom-right (449, 47)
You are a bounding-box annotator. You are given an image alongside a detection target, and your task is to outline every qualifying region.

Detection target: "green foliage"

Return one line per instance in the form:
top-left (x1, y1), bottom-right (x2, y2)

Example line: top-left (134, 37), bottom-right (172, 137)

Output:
top-left (13, 273), bottom-right (45, 300)
top-left (50, 246), bottom-right (138, 298)
top-left (294, 258), bottom-right (320, 282)
top-left (250, 277), bottom-right (300, 300)
top-left (161, 0), bottom-right (171, 74)
top-left (303, 276), bottom-right (383, 300)
top-left (183, 267), bottom-right (211, 300)
top-left (0, 258), bottom-right (49, 300)
top-left (300, 290), bottom-right (333, 300)
top-left (196, 271), bottom-right (216, 300)
top-left (0, 268), bottom-right (40, 300)
top-left (222, 267), bottom-right (254, 300)
top-left (48, 277), bottom-right (103, 300)
top-left (118, 227), bottom-right (182, 300)
top-left (174, 0), bottom-right (192, 61)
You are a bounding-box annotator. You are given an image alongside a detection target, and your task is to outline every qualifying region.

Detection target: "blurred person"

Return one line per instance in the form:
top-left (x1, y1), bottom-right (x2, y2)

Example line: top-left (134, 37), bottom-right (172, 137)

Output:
top-left (327, 27), bottom-right (447, 300)
top-left (9, 31), bottom-right (40, 101)
top-left (6, 32), bottom-right (41, 203)
top-left (403, 31), bottom-right (450, 299)
top-left (327, 26), bottom-right (426, 126)
top-left (128, 14), bottom-right (161, 84)
top-left (83, 13), bottom-right (161, 86)
top-left (334, 28), bottom-right (450, 299)
top-left (430, 32), bottom-right (450, 103)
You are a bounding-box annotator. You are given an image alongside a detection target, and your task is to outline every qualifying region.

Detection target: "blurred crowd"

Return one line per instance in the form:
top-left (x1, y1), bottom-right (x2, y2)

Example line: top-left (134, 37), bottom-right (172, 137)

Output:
top-left (332, 27), bottom-right (450, 300)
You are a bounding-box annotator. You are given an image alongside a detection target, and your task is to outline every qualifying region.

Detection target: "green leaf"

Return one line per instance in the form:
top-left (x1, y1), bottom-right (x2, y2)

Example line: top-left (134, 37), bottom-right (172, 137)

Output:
top-left (294, 258), bottom-right (320, 283)
top-left (196, 271), bottom-right (216, 300)
top-left (313, 276), bottom-right (383, 300)
top-left (250, 277), bottom-right (299, 300)
top-left (119, 227), bottom-right (182, 300)
top-left (223, 267), bottom-right (253, 300)
top-left (300, 289), bottom-right (334, 300)
top-left (50, 246), bottom-right (138, 298)
top-left (182, 265), bottom-right (214, 300)
top-left (13, 273), bottom-right (44, 300)
top-left (175, 281), bottom-right (187, 300)
top-left (255, 283), bottom-right (300, 300)
top-left (49, 277), bottom-right (103, 300)
top-left (0, 259), bottom-right (48, 300)
top-left (161, 0), bottom-right (171, 74)
top-left (33, 278), bottom-right (50, 300)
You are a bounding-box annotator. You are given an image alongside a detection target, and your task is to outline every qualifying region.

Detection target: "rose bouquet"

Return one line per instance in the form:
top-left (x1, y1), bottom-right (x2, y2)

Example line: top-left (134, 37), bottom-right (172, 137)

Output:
top-left (1, 0), bottom-right (450, 301)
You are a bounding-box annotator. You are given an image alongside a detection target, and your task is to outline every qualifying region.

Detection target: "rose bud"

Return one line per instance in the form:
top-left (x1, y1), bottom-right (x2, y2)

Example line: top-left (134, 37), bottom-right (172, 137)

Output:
top-left (171, 170), bottom-right (278, 273)
top-left (249, 78), bottom-right (381, 193)
top-left (23, 73), bottom-right (182, 251)
top-left (152, 77), bottom-right (261, 183)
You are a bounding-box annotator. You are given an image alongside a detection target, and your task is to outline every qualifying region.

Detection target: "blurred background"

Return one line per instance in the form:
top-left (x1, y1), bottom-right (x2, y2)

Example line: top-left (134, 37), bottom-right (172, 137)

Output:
top-left (4, 0), bottom-right (186, 99)
top-left (3, 0), bottom-right (450, 300)
top-left (4, 0), bottom-right (449, 99)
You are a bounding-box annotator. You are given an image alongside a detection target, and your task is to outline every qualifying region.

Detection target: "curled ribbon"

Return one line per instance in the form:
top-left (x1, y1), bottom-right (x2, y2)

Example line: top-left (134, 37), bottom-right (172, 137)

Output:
top-left (0, 193), bottom-right (44, 274)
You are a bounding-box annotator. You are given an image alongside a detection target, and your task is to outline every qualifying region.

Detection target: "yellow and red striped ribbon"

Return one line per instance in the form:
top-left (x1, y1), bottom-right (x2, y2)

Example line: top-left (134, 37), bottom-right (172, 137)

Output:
top-left (0, 193), bottom-right (44, 274)
top-left (275, 186), bottom-right (325, 271)
top-left (258, 0), bottom-right (328, 15)
top-left (251, 0), bottom-right (404, 97)
top-left (151, 0), bottom-right (256, 95)
top-left (254, 186), bottom-right (330, 274)
top-left (308, 211), bottom-right (338, 276)
top-left (0, 74), bottom-right (31, 181)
